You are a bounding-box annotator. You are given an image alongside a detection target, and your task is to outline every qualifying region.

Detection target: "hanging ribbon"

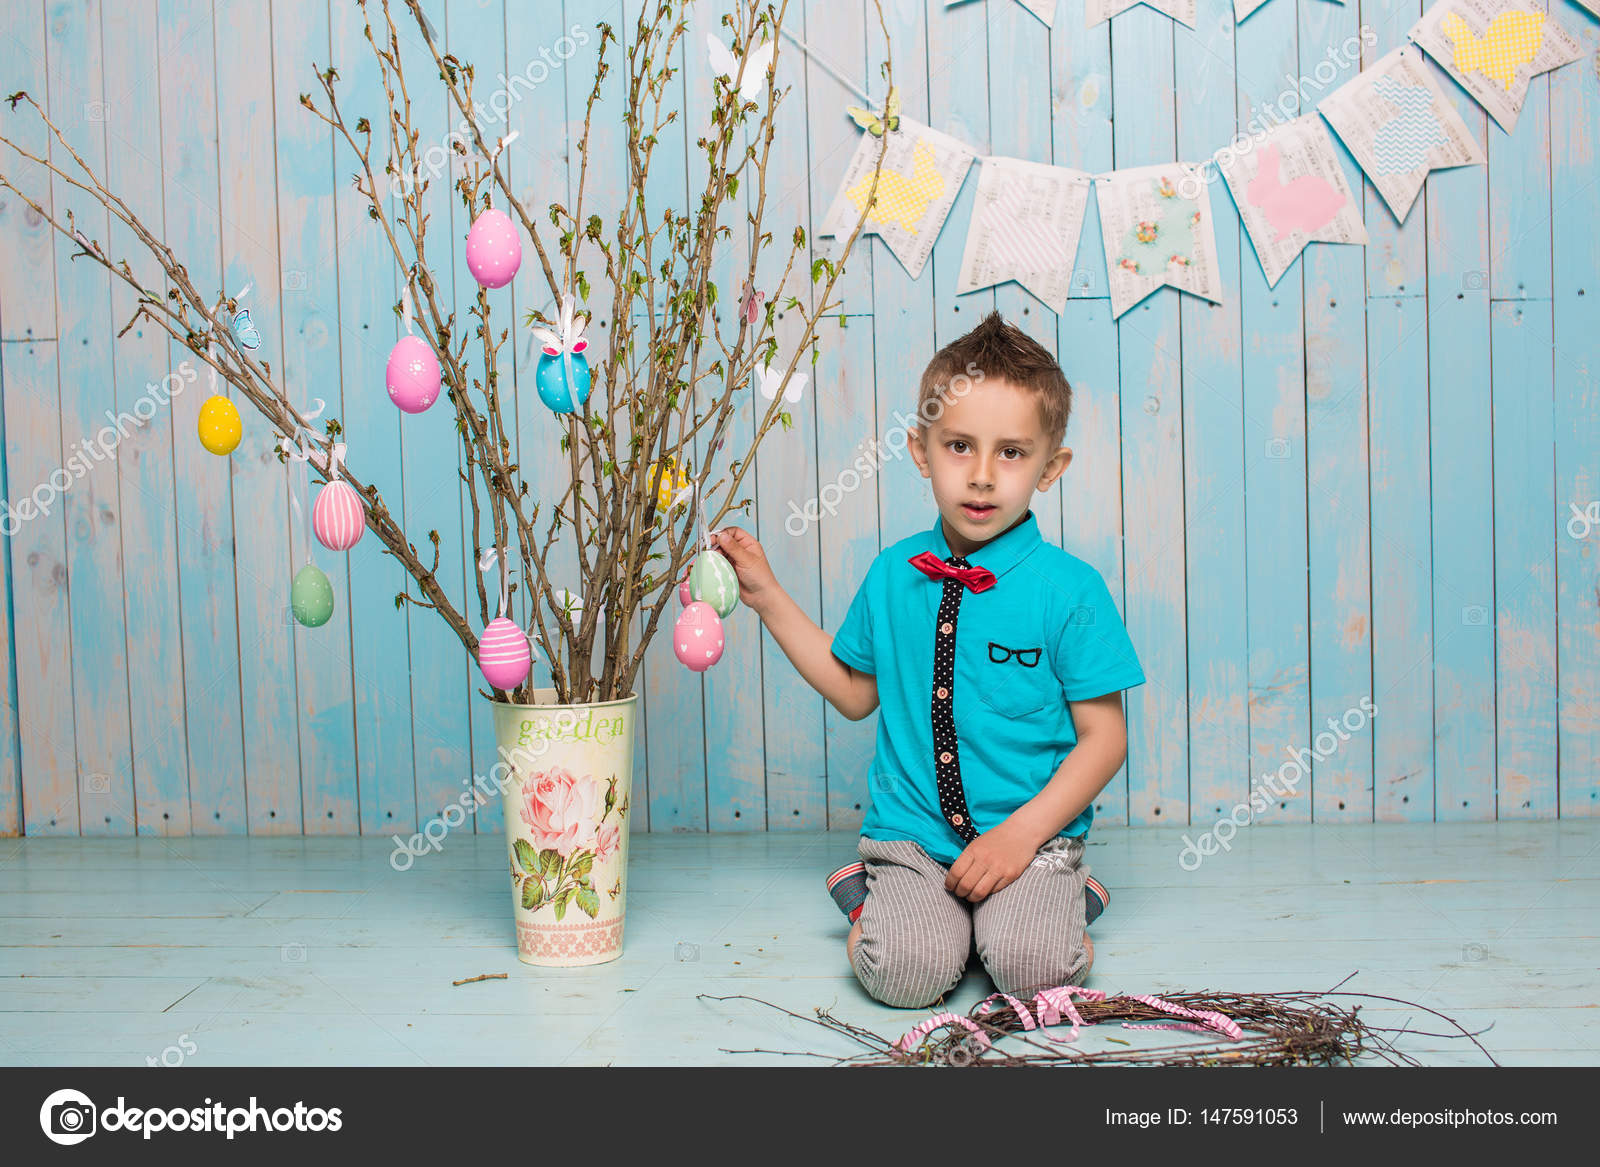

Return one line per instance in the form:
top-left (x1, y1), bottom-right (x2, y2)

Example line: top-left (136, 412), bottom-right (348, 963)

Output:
top-left (278, 397), bottom-right (331, 568)
top-left (477, 546), bottom-right (512, 621)
top-left (776, 25), bottom-right (874, 106)
top-left (401, 279), bottom-right (417, 336)
top-left (1118, 994), bottom-right (1244, 1041)
top-left (666, 476), bottom-right (716, 553)
top-left (489, 129), bottom-right (518, 169)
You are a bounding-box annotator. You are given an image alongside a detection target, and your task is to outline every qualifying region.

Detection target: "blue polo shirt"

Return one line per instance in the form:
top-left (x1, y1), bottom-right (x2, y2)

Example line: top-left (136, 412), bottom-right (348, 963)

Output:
top-left (829, 508), bottom-right (1145, 864)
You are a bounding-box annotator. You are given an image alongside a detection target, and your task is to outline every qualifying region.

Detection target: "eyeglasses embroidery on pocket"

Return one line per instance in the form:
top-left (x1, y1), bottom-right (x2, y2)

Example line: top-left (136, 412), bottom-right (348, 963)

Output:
top-left (988, 641), bottom-right (1041, 667)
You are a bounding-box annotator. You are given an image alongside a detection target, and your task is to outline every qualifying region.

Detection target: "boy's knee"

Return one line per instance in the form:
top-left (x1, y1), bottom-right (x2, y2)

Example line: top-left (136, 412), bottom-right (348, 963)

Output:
top-left (852, 931), bottom-right (965, 1009)
top-left (979, 933), bottom-right (1087, 997)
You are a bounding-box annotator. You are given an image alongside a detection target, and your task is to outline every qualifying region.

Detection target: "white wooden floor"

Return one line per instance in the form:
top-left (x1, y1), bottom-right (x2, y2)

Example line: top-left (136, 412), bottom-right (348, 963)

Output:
top-left (0, 822), bottom-right (1595, 1066)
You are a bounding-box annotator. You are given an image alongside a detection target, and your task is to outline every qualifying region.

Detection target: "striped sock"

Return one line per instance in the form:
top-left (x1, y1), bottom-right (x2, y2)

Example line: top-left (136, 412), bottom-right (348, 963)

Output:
top-left (825, 863), bottom-right (1109, 925)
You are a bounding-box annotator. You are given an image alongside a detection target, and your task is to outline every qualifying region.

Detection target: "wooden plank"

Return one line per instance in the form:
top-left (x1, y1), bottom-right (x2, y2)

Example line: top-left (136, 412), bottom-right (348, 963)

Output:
top-left (391, 1), bottom-right (473, 833)
top-left (328, 0), bottom-right (418, 836)
top-left (1, 4), bottom-right (76, 836)
top-left (1176, 0), bottom-right (1246, 826)
top-left (1423, 18), bottom-right (1495, 822)
top-left (1110, 8), bottom-right (1188, 824)
top-left (1051, 13), bottom-right (1130, 825)
top-left (751, 1), bottom-right (829, 830)
top-left (1301, 0), bottom-right (1374, 823)
top-left (1490, 301), bottom-right (1557, 819)
top-left (1549, 8), bottom-right (1600, 817)
top-left (930, 0), bottom-right (993, 347)
top-left (159, 0), bottom-right (249, 833)
top-left (100, 0), bottom-right (193, 836)
top-left (45, 0), bottom-right (135, 836)
top-left (215, 0), bottom-right (306, 834)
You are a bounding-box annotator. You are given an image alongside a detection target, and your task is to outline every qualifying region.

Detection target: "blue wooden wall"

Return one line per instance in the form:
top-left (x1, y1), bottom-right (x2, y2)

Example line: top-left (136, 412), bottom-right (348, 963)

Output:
top-left (1, 0), bottom-right (1596, 838)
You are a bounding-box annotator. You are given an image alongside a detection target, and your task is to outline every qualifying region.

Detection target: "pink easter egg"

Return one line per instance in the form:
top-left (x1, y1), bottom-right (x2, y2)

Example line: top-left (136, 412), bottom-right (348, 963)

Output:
top-left (386, 334), bottom-right (441, 414)
top-left (478, 615), bottom-right (532, 689)
top-left (678, 572), bottom-right (692, 606)
top-left (465, 208), bottom-right (522, 289)
top-left (673, 600), bottom-right (724, 672)
top-left (312, 479), bottom-right (365, 551)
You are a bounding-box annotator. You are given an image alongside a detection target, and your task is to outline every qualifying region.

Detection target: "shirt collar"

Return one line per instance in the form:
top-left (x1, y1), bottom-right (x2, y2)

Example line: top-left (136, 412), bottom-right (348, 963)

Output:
top-left (926, 507), bottom-right (1042, 581)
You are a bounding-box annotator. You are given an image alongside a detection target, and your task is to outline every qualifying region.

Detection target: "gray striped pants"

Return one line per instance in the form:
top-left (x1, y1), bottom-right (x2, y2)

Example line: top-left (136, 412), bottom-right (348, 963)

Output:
top-left (849, 833), bottom-right (1090, 1009)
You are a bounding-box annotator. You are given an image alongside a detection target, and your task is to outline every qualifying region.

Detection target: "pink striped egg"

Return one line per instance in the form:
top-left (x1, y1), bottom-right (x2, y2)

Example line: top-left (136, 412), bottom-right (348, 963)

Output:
top-left (386, 335), bottom-right (441, 413)
top-left (478, 616), bottom-right (532, 689)
top-left (465, 208), bottom-right (522, 289)
top-left (673, 600), bottom-right (724, 672)
top-left (313, 480), bottom-right (365, 551)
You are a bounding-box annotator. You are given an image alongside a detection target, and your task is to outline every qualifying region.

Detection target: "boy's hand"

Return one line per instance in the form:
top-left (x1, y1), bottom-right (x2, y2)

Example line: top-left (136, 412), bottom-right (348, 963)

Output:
top-left (708, 527), bottom-right (781, 615)
top-left (945, 818), bottom-right (1041, 903)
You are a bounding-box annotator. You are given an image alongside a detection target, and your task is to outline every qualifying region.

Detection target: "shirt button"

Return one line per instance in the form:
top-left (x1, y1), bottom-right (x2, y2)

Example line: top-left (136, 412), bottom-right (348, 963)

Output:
top-left (936, 686), bottom-right (948, 699)
top-left (940, 751), bottom-right (952, 763)
top-left (940, 622), bottom-right (952, 634)
top-left (952, 814), bottom-right (964, 826)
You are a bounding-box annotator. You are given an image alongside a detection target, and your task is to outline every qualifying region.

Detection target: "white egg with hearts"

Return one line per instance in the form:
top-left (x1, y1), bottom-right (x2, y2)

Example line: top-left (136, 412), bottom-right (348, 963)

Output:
top-left (673, 601), bottom-right (724, 671)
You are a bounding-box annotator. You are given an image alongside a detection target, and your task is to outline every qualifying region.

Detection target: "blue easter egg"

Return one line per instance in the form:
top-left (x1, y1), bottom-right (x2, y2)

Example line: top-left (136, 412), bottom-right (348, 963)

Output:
top-left (536, 350), bottom-right (592, 414)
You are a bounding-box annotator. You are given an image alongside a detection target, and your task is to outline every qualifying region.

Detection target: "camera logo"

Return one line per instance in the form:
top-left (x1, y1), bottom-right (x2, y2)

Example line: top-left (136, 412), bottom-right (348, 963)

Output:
top-left (40, 1088), bottom-right (97, 1145)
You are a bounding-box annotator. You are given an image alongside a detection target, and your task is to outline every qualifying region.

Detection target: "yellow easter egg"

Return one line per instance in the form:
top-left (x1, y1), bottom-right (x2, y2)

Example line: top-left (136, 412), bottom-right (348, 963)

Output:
top-left (198, 394), bottom-right (243, 455)
top-left (649, 459), bottom-right (690, 512)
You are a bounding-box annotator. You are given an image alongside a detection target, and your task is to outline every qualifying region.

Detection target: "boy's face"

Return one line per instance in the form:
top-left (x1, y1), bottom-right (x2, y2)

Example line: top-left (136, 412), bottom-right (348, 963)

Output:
top-left (908, 377), bottom-right (1071, 558)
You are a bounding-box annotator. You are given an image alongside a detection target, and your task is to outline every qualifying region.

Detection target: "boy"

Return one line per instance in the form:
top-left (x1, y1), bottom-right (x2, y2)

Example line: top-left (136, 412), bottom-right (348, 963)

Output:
top-left (710, 311), bottom-right (1145, 1009)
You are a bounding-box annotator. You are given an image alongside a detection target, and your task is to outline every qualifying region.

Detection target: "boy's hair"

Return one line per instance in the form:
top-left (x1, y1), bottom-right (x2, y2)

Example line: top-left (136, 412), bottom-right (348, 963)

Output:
top-left (917, 310), bottom-right (1071, 451)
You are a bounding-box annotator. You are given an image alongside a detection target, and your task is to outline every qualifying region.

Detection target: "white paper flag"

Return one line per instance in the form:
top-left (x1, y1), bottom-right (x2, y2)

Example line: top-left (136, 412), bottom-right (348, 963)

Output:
top-left (1016, 0), bottom-right (1058, 25)
top-left (1236, 0), bottom-right (1346, 22)
top-left (1407, 0), bottom-right (1583, 133)
top-left (1317, 45), bottom-right (1485, 224)
top-left (819, 116), bottom-right (976, 281)
top-left (957, 156), bottom-right (1091, 313)
top-left (1216, 114), bottom-right (1368, 289)
top-left (1094, 162), bottom-right (1224, 319)
top-left (1086, 0), bottom-right (1197, 28)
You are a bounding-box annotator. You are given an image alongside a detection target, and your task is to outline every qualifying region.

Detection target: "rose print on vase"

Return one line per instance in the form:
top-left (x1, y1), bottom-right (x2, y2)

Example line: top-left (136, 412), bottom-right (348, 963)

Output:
top-left (509, 766), bottom-right (629, 923)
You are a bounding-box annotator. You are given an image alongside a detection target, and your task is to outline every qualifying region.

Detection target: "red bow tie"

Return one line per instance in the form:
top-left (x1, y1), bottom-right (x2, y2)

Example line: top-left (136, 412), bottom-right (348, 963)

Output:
top-left (908, 550), bottom-right (997, 593)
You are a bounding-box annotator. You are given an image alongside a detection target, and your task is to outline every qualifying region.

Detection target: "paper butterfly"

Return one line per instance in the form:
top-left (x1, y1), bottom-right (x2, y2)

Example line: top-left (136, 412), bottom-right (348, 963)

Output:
top-left (1441, 10), bottom-right (1544, 91)
top-left (756, 360), bottom-right (806, 404)
top-left (530, 295), bottom-right (589, 358)
top-left (706, 34), bottom-right (774, 103)
top-left (846, 86), bottom-right (901, 136)
top-left (230, 306), bottom-right (261, 350)
top-left (740, 279), bottom-right (765, 325)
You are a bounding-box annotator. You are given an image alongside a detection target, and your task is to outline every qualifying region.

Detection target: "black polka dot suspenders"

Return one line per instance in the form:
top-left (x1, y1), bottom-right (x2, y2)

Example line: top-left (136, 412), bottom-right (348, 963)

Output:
top-left (931, 555), bottom-right (980, 844)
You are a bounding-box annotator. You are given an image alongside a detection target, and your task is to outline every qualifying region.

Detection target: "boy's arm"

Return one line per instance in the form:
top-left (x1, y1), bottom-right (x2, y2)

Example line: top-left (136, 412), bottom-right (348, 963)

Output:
top-left (756, 586), bottom-right (879, 722)
top-left (1002, 692), bottom-right (1128, 848)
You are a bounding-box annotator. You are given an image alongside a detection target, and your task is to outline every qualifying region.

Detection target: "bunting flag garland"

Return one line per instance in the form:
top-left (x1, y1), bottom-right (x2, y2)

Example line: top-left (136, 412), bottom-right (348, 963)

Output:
top-left (1575, 0), bottom-right (1597, 16)
top-left (1407, 0), bottom-right (1583, 133)
top-left (1016, 0), bottom-right (1058, 25)
top-left (956, 156), bottom-right (1091, 313)
top-left (1318, 45), bottom-right (1486, 224)
top-left (1086, 0), bottom-right (1197, 29)
top-left (1215, 114), bottom-right (1369, 289)
top-left (1236, 0), bottom-right (1346, 22)
top-left (819, 115), bottom-right (976, 280)
top-left (1094, 163), bottom-right (1224, 319)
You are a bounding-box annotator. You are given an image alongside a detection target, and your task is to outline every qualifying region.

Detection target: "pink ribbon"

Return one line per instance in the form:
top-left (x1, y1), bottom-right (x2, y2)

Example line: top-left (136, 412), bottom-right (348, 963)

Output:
top-left (891, 1012), bottom-right (992, 1054)
top-left (1032, 985), bottom-right (1107, 1043)
top-left (975, 991), bottom-right (1036, 1030)
top-left (1118, 993), bottom-right (1244, 1040)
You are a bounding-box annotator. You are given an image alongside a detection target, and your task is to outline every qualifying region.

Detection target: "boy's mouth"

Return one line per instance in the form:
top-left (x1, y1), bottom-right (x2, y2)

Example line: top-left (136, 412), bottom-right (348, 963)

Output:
top-left (961, 501), bottom-right (997, 521)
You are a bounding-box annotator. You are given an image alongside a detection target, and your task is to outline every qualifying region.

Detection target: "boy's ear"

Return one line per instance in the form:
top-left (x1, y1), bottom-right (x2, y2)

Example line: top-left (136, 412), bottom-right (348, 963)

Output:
top-left (907, 424), bottom-right (930, 475)
top-left (1037, 446), bottom-right (1072, 489)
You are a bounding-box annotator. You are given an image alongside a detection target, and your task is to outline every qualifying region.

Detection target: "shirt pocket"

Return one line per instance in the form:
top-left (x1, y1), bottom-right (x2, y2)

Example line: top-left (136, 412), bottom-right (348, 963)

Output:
top-left (972, 641), bottom-right (1058, 719)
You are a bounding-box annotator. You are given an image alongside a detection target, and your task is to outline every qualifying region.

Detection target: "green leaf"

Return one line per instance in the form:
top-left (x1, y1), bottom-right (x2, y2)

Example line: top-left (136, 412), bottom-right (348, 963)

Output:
top-left (552, 894), bottom-right (567, 921)
top-left (539, 848), bottom-right (562, 878)
top-left (575, 887), bottom-right (600, 919)
top-left (521, 878), bottom-right (546, 911)
top-left (569, 852), bottom-right (594, 881)
top-left (513, 839), bottom-right (540, 873)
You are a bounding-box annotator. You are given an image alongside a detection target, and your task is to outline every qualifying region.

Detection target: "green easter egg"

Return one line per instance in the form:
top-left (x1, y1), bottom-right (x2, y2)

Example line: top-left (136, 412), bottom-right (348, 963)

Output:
top-left (689, 549), bottom-right (739, 618)
top-left (291, 563), bottom-right (335, 628)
